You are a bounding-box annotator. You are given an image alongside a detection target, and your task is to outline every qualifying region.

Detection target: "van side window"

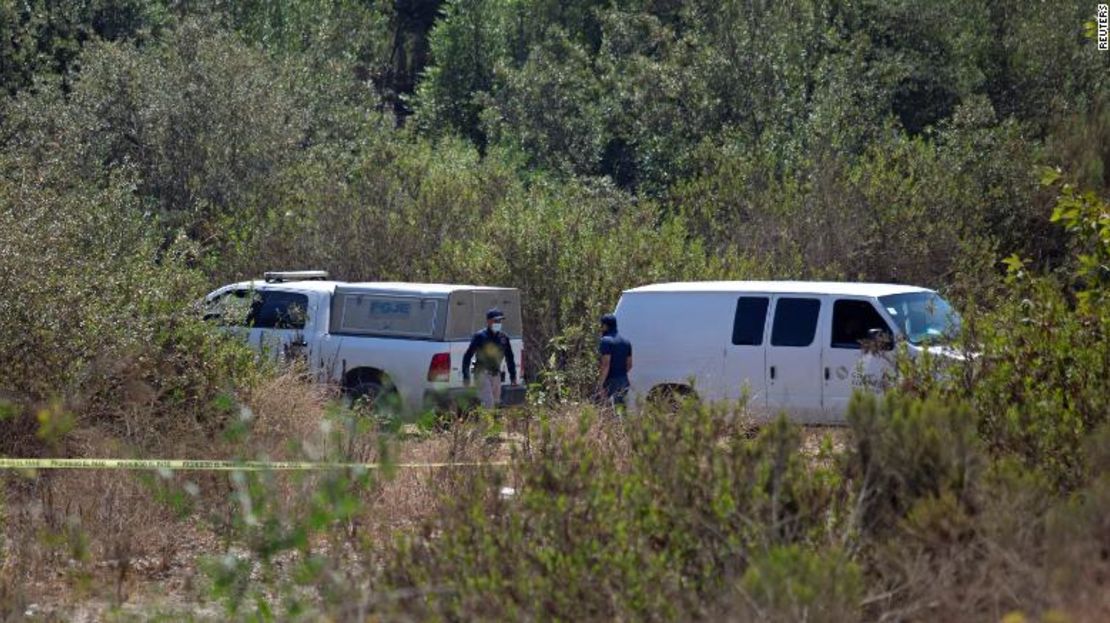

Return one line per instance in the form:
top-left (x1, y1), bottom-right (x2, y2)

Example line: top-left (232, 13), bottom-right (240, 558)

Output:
top-left (732, 297), bottom-right (769, 345)
top-left (770, 298), bottom-right (821, 347)
top-left (831, 299), bottom-right (892, 349)
top-left (248, 291), bottom-right (308, 330)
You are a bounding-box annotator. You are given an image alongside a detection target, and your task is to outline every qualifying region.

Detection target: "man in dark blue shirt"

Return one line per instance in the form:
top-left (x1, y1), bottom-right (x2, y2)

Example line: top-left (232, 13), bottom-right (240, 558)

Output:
top-left (463, 308), bottom-right (518, 408)
top-left (597, 313), bottom-right (633, 408)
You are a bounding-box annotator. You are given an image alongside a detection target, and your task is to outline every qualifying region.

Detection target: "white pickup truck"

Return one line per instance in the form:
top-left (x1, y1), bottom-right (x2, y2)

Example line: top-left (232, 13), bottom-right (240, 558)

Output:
top-left (203, 271), bottom-right (525, 414)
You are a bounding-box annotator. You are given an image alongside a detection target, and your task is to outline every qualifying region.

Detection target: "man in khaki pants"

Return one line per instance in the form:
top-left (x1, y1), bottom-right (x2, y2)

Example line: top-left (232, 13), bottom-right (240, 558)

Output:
top-left (462, 308), bottom-right (518, 408)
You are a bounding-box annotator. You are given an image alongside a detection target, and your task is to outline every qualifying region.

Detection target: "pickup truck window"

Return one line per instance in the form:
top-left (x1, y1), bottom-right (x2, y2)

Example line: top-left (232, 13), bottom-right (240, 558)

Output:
top-left (247, 291), bottom-right (308, 330)
top-left (205, 289), bottom-right (254, 326)
top-left (336, 295), bottom-right (439, 337)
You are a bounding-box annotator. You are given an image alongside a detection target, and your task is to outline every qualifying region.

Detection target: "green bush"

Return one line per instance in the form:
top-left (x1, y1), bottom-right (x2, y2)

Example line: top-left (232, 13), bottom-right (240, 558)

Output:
top-left (378, 402), bottom-right (843, 620)
top-left (431, 174), bottom-right (740, 394)
top-left (923, 174), bottom-right (1110, 489)
top-left (739, 544), bottom-right (862, 623)
top-left (0, 148), bottom-right (257, 448)
top-left (845, 393), bottom-right (983, 538)
top-left (959, 277), bottom-right (1109, 488)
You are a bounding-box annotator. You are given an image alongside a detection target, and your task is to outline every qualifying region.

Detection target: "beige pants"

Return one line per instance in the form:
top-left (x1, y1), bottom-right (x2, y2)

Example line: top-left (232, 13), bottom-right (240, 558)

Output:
top-left (475, 370), bottom-right (502, 409)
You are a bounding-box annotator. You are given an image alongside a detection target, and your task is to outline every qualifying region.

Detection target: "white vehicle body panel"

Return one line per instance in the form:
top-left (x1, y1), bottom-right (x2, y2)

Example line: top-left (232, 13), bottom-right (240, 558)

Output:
top-left (204, 280), bottom-right (524, 415)
top-left (765, 294), bottom-right (825, 419)
top-left (614, 281), bottom-right (954, 424)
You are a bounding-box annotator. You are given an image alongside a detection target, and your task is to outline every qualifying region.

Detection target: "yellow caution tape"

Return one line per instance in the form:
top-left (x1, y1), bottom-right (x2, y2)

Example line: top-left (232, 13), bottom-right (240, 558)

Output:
top-left (0, 458), bottom-right (509, 471)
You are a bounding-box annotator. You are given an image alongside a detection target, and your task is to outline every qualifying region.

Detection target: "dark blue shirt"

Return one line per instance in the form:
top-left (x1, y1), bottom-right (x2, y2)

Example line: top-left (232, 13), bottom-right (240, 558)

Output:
top-left (599, 331), bottom-right (632, 380)
top-left (463, 329), bottom-right (517, 383)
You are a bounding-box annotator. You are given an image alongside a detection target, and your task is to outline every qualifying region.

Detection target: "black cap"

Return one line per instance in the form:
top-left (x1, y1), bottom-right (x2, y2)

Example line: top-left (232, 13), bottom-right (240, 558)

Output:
top-left (486, 308), bottom-right (505, 320)
top-left (600, 313), bottom-right (617, 331)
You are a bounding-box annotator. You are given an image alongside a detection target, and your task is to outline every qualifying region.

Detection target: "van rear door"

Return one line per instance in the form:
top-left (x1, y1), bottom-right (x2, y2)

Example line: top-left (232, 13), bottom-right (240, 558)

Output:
top-left (765, 295), bottom-right (825, 419)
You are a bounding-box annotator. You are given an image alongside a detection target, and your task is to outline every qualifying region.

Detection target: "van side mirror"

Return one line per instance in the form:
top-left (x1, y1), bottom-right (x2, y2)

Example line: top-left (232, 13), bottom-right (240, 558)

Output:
top-left (866, 328), bottom-right (894, 351)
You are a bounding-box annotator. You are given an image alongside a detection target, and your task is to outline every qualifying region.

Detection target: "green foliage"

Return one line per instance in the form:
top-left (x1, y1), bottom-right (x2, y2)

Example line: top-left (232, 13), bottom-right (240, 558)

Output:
top-left (431, 175), bottom-right (738, 393)
top-left (675, 98), bottom-right (1044, 286)
top-left (415, 0), bottom-right (509, 146)
top-left (379, 404), bottom-right (845, 620)
top-left (220, 0), bottom-right (389, 59)
top-left (0, 141), bottom-right (258, 446)
top-left (740, 545), bottom-right (862, 623)
top-left (0, 0), bottom-right (170, 95)
top-left (1, 0), bottom-right (1109, 619)
top-left (919, 175), bottom-right (1110, 489)
top-left (3, 21), bottom-right (310, 240)
top-left (1044, 168), bottom-right (1110, 309)
top-left (845, 393), bottom-right (982, 537)
top-left (482, 31), bottom-right (606, 176)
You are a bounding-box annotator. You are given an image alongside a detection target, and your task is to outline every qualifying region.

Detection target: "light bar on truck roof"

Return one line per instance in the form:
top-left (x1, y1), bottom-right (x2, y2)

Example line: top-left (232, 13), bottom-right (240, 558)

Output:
top-left (263, 270), bottom-right (330, 283)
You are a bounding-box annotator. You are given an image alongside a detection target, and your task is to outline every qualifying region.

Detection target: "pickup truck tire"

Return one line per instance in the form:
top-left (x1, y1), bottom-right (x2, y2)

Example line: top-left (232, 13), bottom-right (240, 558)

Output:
top-left (347, 381), bottom-right (400, 414)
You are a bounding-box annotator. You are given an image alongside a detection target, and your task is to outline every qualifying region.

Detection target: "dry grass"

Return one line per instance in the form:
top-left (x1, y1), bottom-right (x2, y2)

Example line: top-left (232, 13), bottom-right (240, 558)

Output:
top-left (0, 372), bottom-right (525, 618)
top-left (2, 384), bottom-right (1108, 622)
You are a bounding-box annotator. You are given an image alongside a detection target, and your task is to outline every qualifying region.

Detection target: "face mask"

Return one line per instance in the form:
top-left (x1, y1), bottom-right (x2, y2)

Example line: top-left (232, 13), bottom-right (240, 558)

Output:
top-left (492, 322), bottom-right (503, 333)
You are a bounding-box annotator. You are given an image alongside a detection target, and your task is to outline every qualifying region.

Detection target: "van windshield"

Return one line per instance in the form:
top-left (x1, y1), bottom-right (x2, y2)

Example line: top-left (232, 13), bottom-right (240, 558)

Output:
top-left (878, 292), bottom-right (960, 346)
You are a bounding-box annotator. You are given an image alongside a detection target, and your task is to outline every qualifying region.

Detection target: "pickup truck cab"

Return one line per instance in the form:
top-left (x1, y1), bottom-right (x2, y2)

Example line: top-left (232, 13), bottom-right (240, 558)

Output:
top-left (203, 271), bottom-right (525, 414)
top-left (613, 281), bottom-right (960, 424)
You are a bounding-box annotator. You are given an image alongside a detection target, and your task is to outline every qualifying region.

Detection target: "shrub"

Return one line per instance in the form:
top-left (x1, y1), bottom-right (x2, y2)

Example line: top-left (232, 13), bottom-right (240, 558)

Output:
top-left (939, 174), bottom-right (1110, 489)
top-left (738, 544), bottom-right (862, 623)
top-left (430, 174), bottom-right (740, 395)
top-left (845, 393), bottom-right (983, 538)
top-left (0, 148), bottom-right (257, 449)
top-left (377, 401), bottom-right (843, 620)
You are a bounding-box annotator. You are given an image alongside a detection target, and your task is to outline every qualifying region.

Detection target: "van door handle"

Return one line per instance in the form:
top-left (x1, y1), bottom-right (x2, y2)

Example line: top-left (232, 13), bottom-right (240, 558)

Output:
top-left (769, 366), bottom-right (776, 380)
top-left (824, 367), bottom-right (830, 380)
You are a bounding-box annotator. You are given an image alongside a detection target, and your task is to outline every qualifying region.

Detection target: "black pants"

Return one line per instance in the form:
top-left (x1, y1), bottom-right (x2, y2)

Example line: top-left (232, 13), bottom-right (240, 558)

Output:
top-left (603, 377), bottom-right (630, 406)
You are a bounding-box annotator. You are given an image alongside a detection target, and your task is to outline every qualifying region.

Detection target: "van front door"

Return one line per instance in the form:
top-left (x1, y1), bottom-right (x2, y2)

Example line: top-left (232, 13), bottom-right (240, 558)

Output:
top-left (723, 295), bottom-right (770, 411)
top-left (766, 296), bottom-right (824, 421)
top-left (822, 298), bottom-right (894, 421)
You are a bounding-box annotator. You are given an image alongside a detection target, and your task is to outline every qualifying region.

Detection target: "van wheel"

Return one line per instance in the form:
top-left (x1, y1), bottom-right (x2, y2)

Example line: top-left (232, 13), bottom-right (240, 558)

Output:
top-left (647, 385), bottom-right (694, 411)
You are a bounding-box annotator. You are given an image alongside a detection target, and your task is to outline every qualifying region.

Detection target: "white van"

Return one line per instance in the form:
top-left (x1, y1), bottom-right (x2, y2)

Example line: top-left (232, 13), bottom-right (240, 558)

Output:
top-left (203, 272), bottom-right (525, 415)
top-left (613, 281), bottom-right (960, 423)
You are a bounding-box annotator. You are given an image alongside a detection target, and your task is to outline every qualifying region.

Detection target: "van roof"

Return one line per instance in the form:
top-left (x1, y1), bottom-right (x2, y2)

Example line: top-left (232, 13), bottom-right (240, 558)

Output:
top-left (624, 281), bottom-right (932, 297)
top-left (226, 280), bottom-right (517, 296)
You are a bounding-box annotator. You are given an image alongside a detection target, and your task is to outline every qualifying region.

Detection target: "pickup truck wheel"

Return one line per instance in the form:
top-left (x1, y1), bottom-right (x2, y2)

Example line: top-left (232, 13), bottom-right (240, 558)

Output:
top-left (346, 377), bottom-right (404, 415)
top-left (348, 381), bottom-right (382, 410)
